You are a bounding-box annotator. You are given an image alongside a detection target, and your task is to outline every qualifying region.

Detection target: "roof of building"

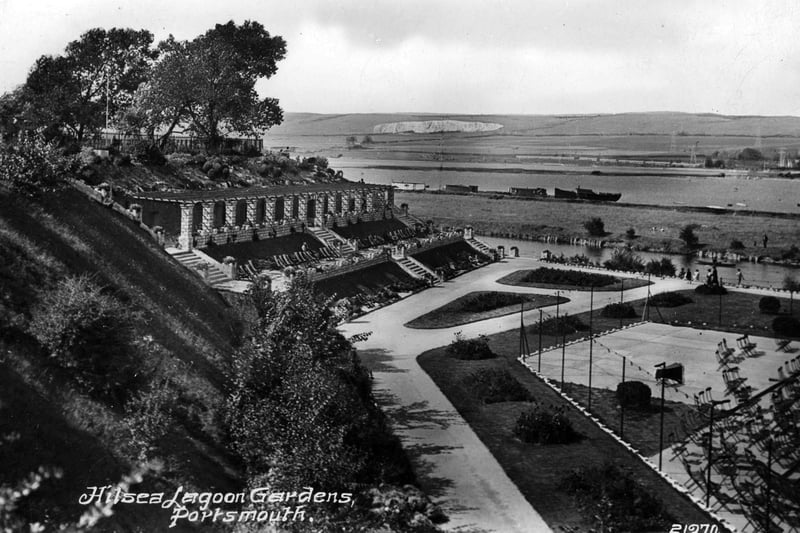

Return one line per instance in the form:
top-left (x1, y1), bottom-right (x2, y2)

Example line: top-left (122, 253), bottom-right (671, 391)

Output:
top-left (130, 181), bottom-right (388, 203)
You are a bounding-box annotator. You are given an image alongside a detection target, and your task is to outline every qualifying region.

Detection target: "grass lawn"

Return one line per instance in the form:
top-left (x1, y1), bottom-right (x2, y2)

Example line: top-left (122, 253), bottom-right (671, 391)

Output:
top-left (406, 291), bottom-right (567, 329)
top-left (497, 267), bottom-right (651, 292)
top-left (398, 190), bottom-right (800, 257)
top-left (646, 289), bottom-right (800, 339)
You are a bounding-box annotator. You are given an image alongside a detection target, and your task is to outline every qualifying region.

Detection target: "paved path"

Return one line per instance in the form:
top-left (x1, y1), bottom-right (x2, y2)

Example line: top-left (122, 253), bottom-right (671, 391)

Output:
top-left (339, 257), bottom-right (705, 532)
top-left (340, 255), bottom-right (792, 531)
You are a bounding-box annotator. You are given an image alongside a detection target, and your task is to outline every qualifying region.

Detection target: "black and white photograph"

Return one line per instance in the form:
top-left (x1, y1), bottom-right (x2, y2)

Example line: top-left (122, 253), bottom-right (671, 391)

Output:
top-left (1, 1), bottom-right (799, 531)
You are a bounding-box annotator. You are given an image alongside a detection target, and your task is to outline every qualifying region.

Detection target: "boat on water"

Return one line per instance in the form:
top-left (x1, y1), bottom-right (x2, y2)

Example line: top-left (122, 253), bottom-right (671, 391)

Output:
top-left (554, 187), bottom-right (578, 199)
top-left (554, 187), bottom-right (621, 202)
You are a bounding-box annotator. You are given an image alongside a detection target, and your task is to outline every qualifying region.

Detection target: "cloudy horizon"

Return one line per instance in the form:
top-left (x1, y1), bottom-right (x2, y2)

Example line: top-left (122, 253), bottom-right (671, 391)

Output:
top-left (1, 0), bottom-right (798, 117)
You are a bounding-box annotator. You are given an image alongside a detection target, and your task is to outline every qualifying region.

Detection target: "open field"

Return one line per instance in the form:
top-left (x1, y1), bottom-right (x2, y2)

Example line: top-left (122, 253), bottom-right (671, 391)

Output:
top-left (397, 191), bottom-right (800, 256)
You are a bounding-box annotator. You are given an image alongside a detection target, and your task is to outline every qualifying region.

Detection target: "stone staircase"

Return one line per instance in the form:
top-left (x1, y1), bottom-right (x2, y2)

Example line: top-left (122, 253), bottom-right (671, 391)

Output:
top-left (467, 237), bottom-right (495, 257)
top-left (309, 226), bottom-right (357, 254)
top-left (393, 209), bottom-right (426, 229)
top-left (393, 256), bottom-right (439, 282)
top-left (170, 249), bottom-right (231, 286)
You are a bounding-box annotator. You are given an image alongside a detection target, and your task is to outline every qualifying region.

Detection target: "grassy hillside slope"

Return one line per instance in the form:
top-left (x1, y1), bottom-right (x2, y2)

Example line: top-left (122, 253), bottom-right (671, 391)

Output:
top-left (0, 186), bottom-right (242, 529)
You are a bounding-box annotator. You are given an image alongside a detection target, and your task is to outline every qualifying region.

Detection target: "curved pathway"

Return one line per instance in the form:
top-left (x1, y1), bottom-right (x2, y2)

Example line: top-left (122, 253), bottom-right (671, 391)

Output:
top-left (339, 256), bottom-right (700, 532)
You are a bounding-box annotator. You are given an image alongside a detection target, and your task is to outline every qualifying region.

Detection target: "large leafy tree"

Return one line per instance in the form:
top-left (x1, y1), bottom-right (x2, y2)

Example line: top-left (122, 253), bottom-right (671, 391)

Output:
top-left (131, 20), bottom-right (286, 150)
top-left (19, 28), bottom-right (156, 143)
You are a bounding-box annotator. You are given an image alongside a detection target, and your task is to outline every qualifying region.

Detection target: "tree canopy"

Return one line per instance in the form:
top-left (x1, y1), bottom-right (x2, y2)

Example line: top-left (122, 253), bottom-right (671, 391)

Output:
top-left (130, 20), bottom-right (286, 150)
top-left (18, 28), bottom-right (156, 143)
top-left (1, 21), bottom-right (285, 152)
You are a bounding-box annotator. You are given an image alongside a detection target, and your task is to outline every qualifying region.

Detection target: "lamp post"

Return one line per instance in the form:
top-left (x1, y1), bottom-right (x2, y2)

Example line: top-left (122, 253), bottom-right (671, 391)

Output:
top-left (538, 309), bottom-right (543, 372)
top-left (655, 362), bottom-right (667, 471)
top-left (620, 356), bottom-right (626, 439)
top-left (588, 285), bottom-right (594, 411)
top-left (705, 398), bottom-right (731, 508)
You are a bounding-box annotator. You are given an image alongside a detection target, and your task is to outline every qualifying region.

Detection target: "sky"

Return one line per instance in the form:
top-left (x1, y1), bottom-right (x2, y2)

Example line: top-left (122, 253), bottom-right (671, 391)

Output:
top-left (0, 0), bottom-right (798, 116)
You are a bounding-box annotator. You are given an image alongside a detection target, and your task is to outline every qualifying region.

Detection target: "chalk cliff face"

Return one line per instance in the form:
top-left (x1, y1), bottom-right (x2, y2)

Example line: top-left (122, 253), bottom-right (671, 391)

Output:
top-left (373, 120), bottom-right (503, 134)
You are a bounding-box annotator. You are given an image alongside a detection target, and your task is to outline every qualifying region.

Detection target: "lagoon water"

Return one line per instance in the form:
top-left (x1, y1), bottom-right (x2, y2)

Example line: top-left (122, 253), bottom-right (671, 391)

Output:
top-left (481, 236), bottom-right (797, 289)
top-left (336, 159), bottom-right (800, 214)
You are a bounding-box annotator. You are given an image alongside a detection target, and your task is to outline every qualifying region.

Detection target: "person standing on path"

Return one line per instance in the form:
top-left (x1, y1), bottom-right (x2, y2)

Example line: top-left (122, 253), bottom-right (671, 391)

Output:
top-left (763, 234), bottom-right (769, 249)
top-left (737, 269), bottom-right (744, 286)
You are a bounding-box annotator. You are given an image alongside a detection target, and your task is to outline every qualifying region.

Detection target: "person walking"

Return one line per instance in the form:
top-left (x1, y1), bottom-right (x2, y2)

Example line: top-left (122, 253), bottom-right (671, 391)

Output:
top-left (737, 269), bottom-right (744, 286)
top-left (763, 234), bottom-right (769, 249)
top-left (694, 269), bottom-right (700, 282)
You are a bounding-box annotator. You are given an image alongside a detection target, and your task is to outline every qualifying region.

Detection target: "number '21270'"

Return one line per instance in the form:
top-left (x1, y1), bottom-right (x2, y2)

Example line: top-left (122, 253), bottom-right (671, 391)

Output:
top-left (670, 525), bottom-right (719, 533)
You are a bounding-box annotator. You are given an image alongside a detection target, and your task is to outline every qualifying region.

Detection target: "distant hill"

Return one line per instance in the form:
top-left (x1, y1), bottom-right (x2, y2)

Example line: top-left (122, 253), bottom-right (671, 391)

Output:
top-left (269, 111), bottom-right (800, 137)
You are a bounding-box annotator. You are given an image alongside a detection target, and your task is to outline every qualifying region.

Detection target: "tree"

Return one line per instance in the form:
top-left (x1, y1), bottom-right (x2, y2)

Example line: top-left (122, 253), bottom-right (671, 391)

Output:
top-left (784, 276), bottom-right (800, 315)
top-left (133, 20), bottom-right (286, 151)
top-left (583, 217), bottom-right (605, 236)
top-left (19, 28), bottom-right (156, 143)
top-left (679, 224), bottom-right (699, 248)
top-left (738, 147), bottom-right (764, 161)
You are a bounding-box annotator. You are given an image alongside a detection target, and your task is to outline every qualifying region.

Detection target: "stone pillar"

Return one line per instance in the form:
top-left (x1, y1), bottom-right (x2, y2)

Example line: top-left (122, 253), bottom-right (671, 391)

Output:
top-left (225, 201), bottom-right (236, 227)
top-left (366, 189), bottom-right (374, 212)
top-left (297, 194), bottom-right (306, 220)
top-left (264, 197), bottom-right (275, 222)
top-left (202, 202), bottom-right (214, 232)
top-left (328, 191), bottom-right (337, 214)
top-left (245, 198), bottom-right (257, 225)
top-left (178, 203), bottom-right (193, 250)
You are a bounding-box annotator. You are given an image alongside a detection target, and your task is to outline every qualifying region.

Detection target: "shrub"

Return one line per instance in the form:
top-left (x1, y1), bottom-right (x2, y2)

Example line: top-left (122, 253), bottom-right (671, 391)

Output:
top-left (560, 463), bottom-right (673, 532)
top-left (457, 292), bottom-right (525, 313)
top-left (625, 227), bottom-right (636, 239)
top-left (694, 284), bottom-right (727, 295)
top-left (131, 140), bottom-right (166, 166)
top-left (517, 267), bottom-right (616, 287)
top-left (772, 316), bottom-right (800, 337)
top-left (28, 275), bottom-right (138, 403)
top-left (463, 368), bottom-right (532, 404)
top-left (514, 405), bottom-right (580, 444)
top-left (644, 257), bottom-right (676, 277)
top-left (650, 292), bottom-right (692, 307)
top-left (781, 245), bottom-right (800, 261)
top-left (603, 249), bottom-right (645, 272)
top-left (601, 302), bottom-right (637, 319)
top-left (534, 314), bottom-right (588, 336)
top-left (447, 332), bottom-right (495, 360)
top-left (730, 239), bottom-right (745, 250)
top-left (759, 295), bottom-right (781, 314)
top-left (616, 381), bottom-right (651, 409)
top-left (0, 132), bottom-right (73, 196)
top-left (679, 225), bottom-right (699, 248)
top-left (583, 217), bottom-right (605, 236)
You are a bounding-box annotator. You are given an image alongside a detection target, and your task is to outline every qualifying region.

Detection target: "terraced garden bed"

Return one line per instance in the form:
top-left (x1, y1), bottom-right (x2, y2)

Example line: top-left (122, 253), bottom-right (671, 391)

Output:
top-left (406, 291), bottom-right (566, 329)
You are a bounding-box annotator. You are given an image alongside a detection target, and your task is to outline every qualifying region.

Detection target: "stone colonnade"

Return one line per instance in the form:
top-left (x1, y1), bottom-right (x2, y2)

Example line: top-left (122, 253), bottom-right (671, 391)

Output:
top-left (175, 186), bottom-right (393, 250)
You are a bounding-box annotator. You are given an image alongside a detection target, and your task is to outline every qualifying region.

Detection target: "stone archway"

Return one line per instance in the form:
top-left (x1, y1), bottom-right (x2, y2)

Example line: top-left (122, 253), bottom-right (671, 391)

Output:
top-left (256, 198), bottom-right (266, 224)
top-left (192, 203), bottom-right (203, 232)
top-left (235, 200), bottom-right (247, 226)
top-left (213, 201), bottom-right (226, 227)
top-left (275, 197), bottom-right (285, 221)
